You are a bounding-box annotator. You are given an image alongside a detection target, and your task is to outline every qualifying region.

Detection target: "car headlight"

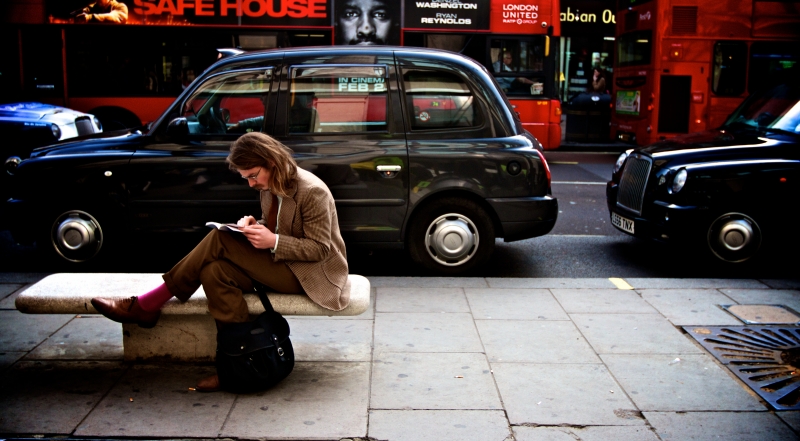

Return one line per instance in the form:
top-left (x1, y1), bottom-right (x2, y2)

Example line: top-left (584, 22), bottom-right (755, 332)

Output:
top-left (670, 168), bottom-right (687, 194)
top-left (613, 151), bottom-right (628, 174)
top-left (93, 116), bottom-right (103, 132)
top-left (5, 156), bottom-right (21, 175)
top-left (50, 123), bottom-right (61, 140)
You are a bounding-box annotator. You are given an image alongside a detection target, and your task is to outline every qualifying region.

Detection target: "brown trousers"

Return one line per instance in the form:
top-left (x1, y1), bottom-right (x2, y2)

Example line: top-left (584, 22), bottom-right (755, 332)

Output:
top-left (162, 229), bottom-right (303, 323)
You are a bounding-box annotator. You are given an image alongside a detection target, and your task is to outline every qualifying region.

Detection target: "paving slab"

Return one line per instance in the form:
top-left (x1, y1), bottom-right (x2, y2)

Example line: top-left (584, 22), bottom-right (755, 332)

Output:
top-left (26, 316), bottom-right (123, 360)
top-left (759, 279), bottom-right (800, 289)
top-left (376, 287), bottom-right (469, 313)
top-left (602, 354), bottom-right (766, 411)
top-left (76, 364), bottom-right (229, 438)
top-left (492, 363), bottom-right (643, 426)
top-left (486, 278), bottom-right (616, 289)
top-left (371, 352), bottom-right (500, 410)
top-left (513, 427), bottom-right (579, 441)
top-left (286, 318), bottom-right (373, 362)
top-left (551, 288), bottom-right (658, 314)
top-left (720, 289), bottom-right (800, 313)
top-left (639, 289), bottom-right (743, 326)
top-left (515, 426), bottom-right (661, 441)
top-left (223, 362), bottom-right (370, 440)
top-left (0, 273), bottom-right (49, 284)
top-left (368, 277), bottom-right (488, 288)
top-left (0, 283), bottom-right (24, 302)
top-left (644, 411), bottom-right (796, 440)
top-left (0, 310), bottom-right (74, 352)
top-left (0, 352), bottom-right (25, 369)
top-left (0, 361), bottom-right (126, 434)
top-left (777, 411), bottom-right (800, 433)
top-left (570, 313), bottom-right (703, 354)
top-left (476, 320), bottom-right (599, 363)
top-left (368, 410), bottom-right (510, 441)
top-left (465, 288), bottom-right (568, 320)
top-left (625, 278), bottom-right (768, 289)
top-left (0, 287), bottom-right (23, 309)
top-left (374, 312), bottom-right (483, 353)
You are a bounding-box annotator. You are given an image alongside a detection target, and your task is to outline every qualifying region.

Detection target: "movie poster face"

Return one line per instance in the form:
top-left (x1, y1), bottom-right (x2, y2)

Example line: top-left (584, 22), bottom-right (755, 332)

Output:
top-left (334, 0), bottom-right (400, 45)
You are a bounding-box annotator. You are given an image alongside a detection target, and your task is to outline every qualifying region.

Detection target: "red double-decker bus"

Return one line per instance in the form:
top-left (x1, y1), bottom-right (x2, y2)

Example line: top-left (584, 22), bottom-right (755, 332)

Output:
top-left (610, 0), bottom-right (799, 146)
top-left (1, 0), bottom-right (564, 148)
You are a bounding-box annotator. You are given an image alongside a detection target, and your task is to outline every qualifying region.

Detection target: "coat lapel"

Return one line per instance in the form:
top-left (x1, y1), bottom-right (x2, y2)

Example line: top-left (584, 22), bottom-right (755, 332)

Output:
top-left (279, 179), bottom-right (299, 235)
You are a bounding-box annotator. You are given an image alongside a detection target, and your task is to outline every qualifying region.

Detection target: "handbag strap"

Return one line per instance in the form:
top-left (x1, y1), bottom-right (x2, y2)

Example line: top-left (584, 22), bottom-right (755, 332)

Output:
top-left (257, 289), bottom-right (276, 315)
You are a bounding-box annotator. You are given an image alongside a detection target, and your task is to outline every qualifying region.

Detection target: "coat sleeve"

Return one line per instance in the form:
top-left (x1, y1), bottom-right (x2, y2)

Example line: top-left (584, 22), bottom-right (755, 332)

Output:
top-left (273, 185), bottom-right (334, 263)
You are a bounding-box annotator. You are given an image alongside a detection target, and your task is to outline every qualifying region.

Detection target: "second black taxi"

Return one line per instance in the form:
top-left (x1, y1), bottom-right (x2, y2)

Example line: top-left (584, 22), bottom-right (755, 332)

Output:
top-left (608, 81), bottom-right (799, 263)
top-left (3, 46), bottom-right (558, 275)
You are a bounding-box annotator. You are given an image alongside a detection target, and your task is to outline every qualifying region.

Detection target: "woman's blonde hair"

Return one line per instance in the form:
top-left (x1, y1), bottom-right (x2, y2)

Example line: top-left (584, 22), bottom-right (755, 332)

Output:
top-left (227, 132), bottom-right (298, 197)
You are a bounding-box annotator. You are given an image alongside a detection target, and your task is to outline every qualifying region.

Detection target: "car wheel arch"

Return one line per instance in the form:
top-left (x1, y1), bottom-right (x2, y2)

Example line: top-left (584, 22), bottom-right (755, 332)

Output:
top-left (405, 189), bottom-right (504, 240)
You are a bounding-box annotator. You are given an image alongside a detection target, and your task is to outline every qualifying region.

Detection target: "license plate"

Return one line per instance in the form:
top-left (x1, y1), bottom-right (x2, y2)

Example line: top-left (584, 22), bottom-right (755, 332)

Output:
top-left (611, 212), bottom-right (635, 234)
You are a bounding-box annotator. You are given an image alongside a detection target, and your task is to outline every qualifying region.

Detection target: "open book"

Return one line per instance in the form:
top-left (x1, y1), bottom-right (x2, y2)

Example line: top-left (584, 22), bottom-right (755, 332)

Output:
top-left (206, 222), bottom-right (245, 233)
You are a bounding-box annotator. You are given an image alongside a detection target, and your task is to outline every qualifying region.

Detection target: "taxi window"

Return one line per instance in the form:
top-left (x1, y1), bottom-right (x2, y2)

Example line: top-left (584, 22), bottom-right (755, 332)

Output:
top-left (402, 70), bottom-right (481, 131)
top-left (288, 65), bottom-right (389, 134)
top-left (182, 68), bottom-right (272, 135)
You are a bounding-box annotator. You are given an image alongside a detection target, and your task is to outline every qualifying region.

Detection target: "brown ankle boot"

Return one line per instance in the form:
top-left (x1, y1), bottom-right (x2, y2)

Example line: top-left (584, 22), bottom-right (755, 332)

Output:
top-left (90, 296), bottom-right (161, 328)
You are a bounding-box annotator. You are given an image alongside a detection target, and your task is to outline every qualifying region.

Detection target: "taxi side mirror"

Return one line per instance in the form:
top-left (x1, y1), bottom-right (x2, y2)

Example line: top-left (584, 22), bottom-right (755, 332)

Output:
top-left (166, 117), bottom-right (189, 137)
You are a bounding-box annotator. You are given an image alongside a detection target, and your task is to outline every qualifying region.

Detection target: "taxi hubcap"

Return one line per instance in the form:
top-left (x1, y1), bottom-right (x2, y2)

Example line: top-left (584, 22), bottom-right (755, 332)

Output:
top-left (424, 213), bottom-right (478, 267)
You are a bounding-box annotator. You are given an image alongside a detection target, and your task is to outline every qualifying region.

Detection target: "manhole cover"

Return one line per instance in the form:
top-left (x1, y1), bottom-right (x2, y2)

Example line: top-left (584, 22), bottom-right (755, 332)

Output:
top-left (684, 326), bottom-right (800, 410)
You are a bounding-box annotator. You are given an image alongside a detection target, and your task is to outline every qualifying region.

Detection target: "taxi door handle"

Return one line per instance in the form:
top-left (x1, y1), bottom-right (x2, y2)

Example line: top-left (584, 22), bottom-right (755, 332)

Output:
top-left (377, 164), bottom-right (401, 178)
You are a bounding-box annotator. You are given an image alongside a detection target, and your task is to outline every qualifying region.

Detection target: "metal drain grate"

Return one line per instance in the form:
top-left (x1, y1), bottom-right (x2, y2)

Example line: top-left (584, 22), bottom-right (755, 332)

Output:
top-left (684, 326), bottom-right (800, 410)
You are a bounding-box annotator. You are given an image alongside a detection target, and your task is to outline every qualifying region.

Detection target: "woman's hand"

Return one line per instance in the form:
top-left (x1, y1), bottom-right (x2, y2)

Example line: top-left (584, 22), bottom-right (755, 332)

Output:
top-left (241, 224), bottom-right (277, 249)
top-left (237, 215), bottom-right (257, 227)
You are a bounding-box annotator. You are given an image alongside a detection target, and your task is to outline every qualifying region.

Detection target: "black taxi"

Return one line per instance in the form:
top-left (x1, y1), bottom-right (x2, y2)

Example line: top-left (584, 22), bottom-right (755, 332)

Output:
top-left (3, 46), bottom-right (557, 274)
top-left (607, 81), bottom-right (799, 263)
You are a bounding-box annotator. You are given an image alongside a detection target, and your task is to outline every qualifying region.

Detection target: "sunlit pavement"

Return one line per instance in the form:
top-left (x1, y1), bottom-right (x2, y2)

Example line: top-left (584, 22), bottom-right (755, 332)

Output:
top-left (2, 273), bottom-right (799, 440)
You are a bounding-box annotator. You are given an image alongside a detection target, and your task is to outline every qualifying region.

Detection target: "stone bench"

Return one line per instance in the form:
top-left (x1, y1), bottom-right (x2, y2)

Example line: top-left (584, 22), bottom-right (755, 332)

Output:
top-left (16, 273), bottom-right (371, 362)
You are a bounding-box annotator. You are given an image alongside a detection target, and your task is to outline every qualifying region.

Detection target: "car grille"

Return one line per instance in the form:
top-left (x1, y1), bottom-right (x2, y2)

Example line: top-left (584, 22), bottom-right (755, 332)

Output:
top-left (75, 116), bottom-right (95, 136)
top-left (616, 155), bottom-right (652, 215)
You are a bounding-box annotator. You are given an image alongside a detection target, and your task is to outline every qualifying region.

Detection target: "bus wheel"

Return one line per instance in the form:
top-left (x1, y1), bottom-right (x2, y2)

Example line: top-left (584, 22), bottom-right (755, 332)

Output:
top-left (706, 212), bottom-right (762, 263)
top-left (408, 198), bottom-right (495, 275)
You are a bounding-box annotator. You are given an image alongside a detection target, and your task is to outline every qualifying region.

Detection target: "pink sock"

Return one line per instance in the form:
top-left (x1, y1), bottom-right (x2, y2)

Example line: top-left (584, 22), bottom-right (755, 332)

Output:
top-left (137, 283), bottom-right (173, 312)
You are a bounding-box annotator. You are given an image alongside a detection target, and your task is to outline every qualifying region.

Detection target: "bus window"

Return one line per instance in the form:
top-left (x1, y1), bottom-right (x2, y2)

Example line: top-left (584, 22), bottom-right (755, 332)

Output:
top-left (67, 27), bottom-right (238, 97)
top-left (712, 42), bottom-right (747, 97)
top-left (22, 27), bottom-right (63, 98)
top-left (490, 38), bottom-right (546, 97)
top-left (288, 65), bottom-right (389, 134)
top-left (748, 42), bottom-right (799, 94)
top-left (617, 30), bottom-right (652, 67)
top-left (403, 69), bottom-right (481, 130)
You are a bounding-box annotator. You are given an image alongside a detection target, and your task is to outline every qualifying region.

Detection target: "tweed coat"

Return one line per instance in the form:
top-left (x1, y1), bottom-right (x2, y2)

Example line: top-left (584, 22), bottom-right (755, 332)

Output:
top-left (260, 167), bottom-right (349, 311)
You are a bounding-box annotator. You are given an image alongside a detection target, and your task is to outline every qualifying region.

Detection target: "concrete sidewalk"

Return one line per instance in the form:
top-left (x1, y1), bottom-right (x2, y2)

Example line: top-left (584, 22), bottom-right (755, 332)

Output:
top-left (2, 273), bottom-right (800, 440)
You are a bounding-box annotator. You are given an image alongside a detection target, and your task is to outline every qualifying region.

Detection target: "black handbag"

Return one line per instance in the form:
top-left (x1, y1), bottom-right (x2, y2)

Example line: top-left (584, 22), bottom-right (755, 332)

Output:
top-left (215, 290), bottom-right (294, 393)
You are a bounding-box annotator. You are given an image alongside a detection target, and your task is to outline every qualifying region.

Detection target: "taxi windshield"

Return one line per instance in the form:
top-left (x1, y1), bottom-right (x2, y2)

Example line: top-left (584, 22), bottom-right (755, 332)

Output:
top-left (723, 83), bottom-right (800, 134)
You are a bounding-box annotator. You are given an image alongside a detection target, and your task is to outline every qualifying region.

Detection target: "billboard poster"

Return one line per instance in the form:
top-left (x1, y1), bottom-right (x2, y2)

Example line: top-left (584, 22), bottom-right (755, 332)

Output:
top-left (334, 0), bottom-right (401, 45)
top-left (615, 90), bottom-right (641, 115)
top-left (490, 0), bottom-right (552, 34)
top-left (46, 0), bottom-right (330, 27)
top-left (403, 0), bottom-right (490, 31)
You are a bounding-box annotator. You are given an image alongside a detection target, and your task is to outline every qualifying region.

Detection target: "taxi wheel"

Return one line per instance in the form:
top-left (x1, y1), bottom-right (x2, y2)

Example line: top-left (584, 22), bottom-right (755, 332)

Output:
top-left (45, 209), bottom-right (107, 265)
top-left (408, 198), bottom-right (495, 275)
top-left (706, 212), bottom-right (762, 263)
